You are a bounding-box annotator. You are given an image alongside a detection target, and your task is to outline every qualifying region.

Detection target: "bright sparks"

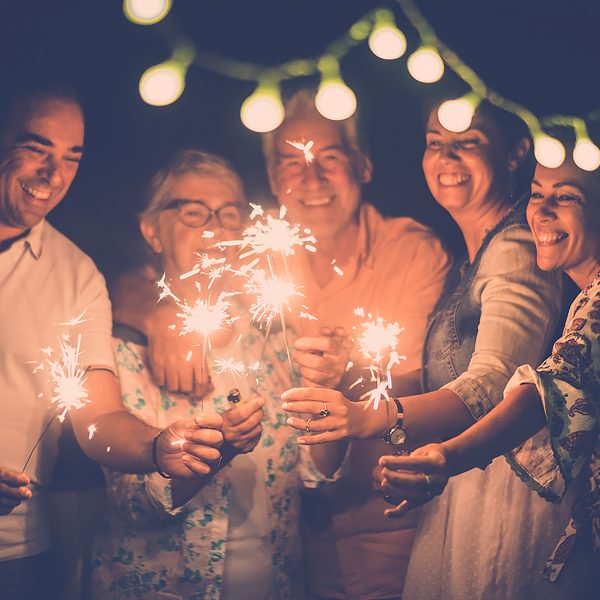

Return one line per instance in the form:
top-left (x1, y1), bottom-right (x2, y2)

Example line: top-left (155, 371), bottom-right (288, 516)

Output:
top-left (47, 334), bottom-right (89, 423)
top-left (220, 211), bottom-right (316, 259)
top-left (286, 139), bottom-right (315, 164)
top-left (213, 357), bottom-right (248, 380)
top-left (357, 315), bottom-right (403, 364)
top-left (245, 272), bottom-right (301, 326)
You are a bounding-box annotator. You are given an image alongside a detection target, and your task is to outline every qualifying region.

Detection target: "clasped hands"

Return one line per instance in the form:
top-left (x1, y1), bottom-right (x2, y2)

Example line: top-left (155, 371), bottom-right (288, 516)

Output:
top-left (155, 393), bottom-right (266, 479)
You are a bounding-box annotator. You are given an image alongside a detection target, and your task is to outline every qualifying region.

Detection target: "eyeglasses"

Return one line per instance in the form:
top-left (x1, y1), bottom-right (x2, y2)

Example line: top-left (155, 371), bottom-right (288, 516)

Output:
top-left (163, 200), bottom-right (246, 230)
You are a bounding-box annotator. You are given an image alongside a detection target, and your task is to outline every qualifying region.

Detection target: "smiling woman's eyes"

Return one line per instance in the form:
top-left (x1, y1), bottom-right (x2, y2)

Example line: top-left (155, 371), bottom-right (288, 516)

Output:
top-left (558, 193), bottom-right (583, 204)
top-left (458, 138), bottom-right (480, 147)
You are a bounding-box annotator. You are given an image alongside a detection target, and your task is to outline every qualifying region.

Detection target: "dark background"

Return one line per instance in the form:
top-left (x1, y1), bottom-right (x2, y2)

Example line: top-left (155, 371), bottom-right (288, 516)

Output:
top-left (1, 0), bottom-right (599, 283)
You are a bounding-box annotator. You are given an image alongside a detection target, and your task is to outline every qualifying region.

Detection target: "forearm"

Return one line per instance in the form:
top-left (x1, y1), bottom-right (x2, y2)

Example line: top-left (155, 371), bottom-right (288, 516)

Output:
top-left (110, 268), bottom-right (160, 335)
top-left (442, 383), bottom-right (546, 476)
top-left (401, 389), bottom-right (476, 441)
top-left (309, 440), bottom-right (349, 478)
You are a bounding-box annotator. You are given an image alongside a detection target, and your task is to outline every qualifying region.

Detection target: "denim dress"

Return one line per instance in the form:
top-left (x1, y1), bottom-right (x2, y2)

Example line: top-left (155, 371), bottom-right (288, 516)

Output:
top-left (403, 198), bottom-right (583, 600)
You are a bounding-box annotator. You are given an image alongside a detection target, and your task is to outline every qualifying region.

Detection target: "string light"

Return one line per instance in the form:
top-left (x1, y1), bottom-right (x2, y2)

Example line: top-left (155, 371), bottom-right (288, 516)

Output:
top-left (407, 46), bottom-right (444, 83)
top-left (240, 80), bottom-right (284, 133)
top-left (139, 46), bottom-right (194, 106)
top-left (437, 92), bottom-right (482, 132)
top-left (127, 0), bottom-right (599, 170)
top-left (534, 136), bottom-right (566, 169)
top-left (123, 0), bottom-right (171, 25)
top-left (316, 80), bottom-right (356, 121)
top-left (573, 139), bottom-right (600, 171)
top-left (368, 9), bottom-right (406, 60)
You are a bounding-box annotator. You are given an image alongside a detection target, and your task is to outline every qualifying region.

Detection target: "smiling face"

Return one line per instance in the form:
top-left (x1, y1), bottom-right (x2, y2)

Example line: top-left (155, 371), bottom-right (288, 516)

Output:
top-left (141, 171), bottom-right (244, 284)
top-left (527, 158), bottom-right (600, 288)
top-left (422, 110), bottom-right (518, 217)
top-left (0, 95), bottom-right (84, 242)
top-left (268, 110), bottom-right (371, 243)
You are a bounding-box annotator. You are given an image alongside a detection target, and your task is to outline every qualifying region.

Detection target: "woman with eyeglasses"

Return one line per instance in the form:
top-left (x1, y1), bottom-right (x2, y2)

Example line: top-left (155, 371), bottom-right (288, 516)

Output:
top-left (90, 150), bottom-right (308, 600)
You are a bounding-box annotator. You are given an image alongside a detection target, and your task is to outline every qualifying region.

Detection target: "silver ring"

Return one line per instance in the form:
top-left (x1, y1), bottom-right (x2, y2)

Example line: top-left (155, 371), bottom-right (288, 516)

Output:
top-left (305, 419), bottom-right (312, 433)
top-left (424, 474), bottom-right (433, 500)
top-left (319, 402), bottom-right (331, 418)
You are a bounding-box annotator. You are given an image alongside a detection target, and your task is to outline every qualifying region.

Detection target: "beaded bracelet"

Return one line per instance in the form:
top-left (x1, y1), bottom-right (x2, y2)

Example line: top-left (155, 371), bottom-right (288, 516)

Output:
top-left (152, 431), bottom-right (172, 479)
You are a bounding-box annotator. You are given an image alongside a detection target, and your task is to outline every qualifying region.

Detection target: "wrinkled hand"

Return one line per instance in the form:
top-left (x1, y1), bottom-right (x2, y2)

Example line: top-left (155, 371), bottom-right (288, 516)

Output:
top-left (293, 327), bottom-right (352, 389)
top-left (146, 301), bottom-right (214, 400)
top-left (0, 467), bottom-right (31, 516)
top-left (156, 414), bottom-right (223, 479)
top-left (374, 444), bottom-right (449, 518)
top-left (222, 394), bottom-right (264, 455)
top-left (281, 387), bottom-right (371, 444)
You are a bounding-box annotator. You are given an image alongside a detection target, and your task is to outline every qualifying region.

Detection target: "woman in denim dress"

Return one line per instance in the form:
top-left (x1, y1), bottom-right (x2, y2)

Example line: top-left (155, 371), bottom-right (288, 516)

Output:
top-left (282, 100), bottom-right (567, 598)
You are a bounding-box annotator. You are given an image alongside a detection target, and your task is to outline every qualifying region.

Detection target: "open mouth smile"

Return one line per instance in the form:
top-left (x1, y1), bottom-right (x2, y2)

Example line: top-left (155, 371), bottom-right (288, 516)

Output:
top-left (20, 182), bottom-right (52, 201)
top-left (438, 173), bottom-right (470, 186)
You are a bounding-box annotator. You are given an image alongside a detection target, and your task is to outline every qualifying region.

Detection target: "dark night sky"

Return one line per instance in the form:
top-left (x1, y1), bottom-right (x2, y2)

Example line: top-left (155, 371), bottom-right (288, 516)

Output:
top-left (1, 0), bottom-right (600, 282)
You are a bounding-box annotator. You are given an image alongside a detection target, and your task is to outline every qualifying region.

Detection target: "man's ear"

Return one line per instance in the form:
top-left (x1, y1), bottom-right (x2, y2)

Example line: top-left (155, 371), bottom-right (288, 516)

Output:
top-left (361, 156), bottom-right (373, 184)
top-left (140, 220), bottom-right (162, 254)
top-left (508, 137), bottom-right (531, 172)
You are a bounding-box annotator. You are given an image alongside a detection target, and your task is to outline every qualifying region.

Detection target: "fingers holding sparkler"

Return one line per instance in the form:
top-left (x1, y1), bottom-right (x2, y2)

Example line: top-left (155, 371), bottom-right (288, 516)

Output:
top-left (282, 387), bottom-right (393, 444)
top-left (0, 467), bottom-right (31, 515)
top-left (222, 393), bottom-right (265, 455)
top-left (293, 327), bottom-right (352, 388)
top-left (374, 444), bottom-right (449, 518)
top-left (158, 414), bottom-right (224, 478)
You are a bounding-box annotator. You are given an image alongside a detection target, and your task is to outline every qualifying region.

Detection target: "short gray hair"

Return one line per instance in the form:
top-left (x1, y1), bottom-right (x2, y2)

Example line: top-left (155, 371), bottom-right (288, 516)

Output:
top-left (140, 149), bottom-right (246, 226)
top-left (262, 87), bottom-right (370, 186)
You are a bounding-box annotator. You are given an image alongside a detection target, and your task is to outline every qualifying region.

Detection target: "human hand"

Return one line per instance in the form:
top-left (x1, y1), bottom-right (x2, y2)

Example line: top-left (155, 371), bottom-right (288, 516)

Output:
top-left (374, 444), bottom-right (450, 518)
top-left (293, 327), bottom-right (352, 389)
top-left (146, 301), bottom-right (214, 399)
top-left (156, 414), bottom-right (223, 479)
top-left (0, 467), bottom-right (31, 516)
top-left (281, 387), bottom-right (381, 444)
top-left (222, 394), bottom-right (264, 455)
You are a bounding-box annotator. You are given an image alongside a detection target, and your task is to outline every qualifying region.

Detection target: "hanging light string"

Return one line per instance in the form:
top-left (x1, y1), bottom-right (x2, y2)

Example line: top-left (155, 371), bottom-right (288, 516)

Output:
top-left (125, 0), bottom-right (599, 169)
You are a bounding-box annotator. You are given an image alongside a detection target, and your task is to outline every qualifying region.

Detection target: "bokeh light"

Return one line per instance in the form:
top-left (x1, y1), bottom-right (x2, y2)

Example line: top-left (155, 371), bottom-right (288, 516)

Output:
top-left (438, 98), bottom-right (475, 132)
top-left (573, 139), bottom-right (600, 171)
top-left (407, 47), bottom-right (444, 83)
top-left (369, 26), bottom-right (407, 60)
top-left (241, 86), bottom-right (284, 133)
top-left (139, 64), bottom-right (184, 106)
top-left (315, 81), bottom-right (356, 121)
top-left (124, 0), bottom-right (171, 25)
top-left (535, 136), bottom-right (566, 169)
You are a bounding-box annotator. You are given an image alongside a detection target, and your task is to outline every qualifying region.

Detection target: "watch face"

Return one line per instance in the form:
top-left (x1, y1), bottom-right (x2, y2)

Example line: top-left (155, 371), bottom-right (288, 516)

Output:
top-left (389, 427), bottom-right (406, 445)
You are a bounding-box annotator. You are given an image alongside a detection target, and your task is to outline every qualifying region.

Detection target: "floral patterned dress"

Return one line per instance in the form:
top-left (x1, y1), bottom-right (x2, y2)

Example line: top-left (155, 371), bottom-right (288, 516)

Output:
top-left (90, 315), bottom-right (314, 600)
top-left (506, 274), bottom-right (600, 585)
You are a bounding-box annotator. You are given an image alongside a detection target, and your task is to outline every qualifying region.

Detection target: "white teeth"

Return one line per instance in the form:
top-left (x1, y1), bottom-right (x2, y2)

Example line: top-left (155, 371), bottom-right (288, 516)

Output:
top-left (439, 173), bottom-right (470, 186)
top-left (21, 183), bottom-right (51, 200)
top-left (302, 197), bottom-right (330, 207)
top-left (537, 232), bottom-right (567, 243)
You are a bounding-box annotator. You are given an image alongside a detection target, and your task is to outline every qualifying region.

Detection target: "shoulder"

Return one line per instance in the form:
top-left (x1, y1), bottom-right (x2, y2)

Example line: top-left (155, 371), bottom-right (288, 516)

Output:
top-left (362, 204), bottom-right (447, 255)
top-left (42, 221), bottom-right (103, 274)
top-left (481, 222), bottom-right (538, 273)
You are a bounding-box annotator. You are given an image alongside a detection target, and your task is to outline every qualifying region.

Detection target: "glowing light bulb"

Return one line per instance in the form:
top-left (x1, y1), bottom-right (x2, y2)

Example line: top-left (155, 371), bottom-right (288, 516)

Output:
top-left (124, 0), bottom-right (171, 25)
top-left (315, 82), bottom-right (356, 121)
top-left (573, 140), bottom-right (600, 171)
top-left (139, 64), bottom-right (184, 106)
top-left (438, 98), bottom-right (475, 132)
top-left (535, 137), bottom-right (565, 169)
top-left (369, 26), bottom-right (407, 60)
top-left (241, 87), bottom-right (284, 133)
top-left (407, 47), bottom-right (444, 83)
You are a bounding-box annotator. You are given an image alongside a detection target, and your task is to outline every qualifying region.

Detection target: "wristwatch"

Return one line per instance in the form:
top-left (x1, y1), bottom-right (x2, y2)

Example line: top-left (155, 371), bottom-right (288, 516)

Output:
top-left (383, 397), bottom-right (406, 446)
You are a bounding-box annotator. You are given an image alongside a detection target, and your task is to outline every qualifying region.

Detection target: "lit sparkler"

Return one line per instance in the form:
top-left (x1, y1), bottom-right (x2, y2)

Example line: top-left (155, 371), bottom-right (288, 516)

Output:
top-left (354, 310), bottom-right (405, 409)
top-left (286, 139), bottom-right (315, 164)
top-left (23, 329), bottom-right (90, 472)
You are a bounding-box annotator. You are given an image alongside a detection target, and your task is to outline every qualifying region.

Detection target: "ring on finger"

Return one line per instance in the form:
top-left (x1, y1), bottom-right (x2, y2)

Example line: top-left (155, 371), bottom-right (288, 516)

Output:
top-left (305, 419), bottom-right (312, 433)
top-left (319, 402), bottom-right (331, 418)
top-left (424, 474), bottom-right (433, 500)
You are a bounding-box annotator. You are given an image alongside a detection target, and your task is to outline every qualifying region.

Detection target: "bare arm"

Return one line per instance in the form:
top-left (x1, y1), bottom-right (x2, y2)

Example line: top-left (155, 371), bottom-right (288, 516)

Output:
top-left (376, 383), bottom-right (546, 517)
top-left (69, 369), bottom-right (223, 479)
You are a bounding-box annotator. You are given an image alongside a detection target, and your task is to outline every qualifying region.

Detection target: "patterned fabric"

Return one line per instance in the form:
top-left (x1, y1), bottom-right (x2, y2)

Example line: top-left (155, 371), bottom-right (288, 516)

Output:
top-left (91, 312), bottom-right (311, 600)
top-left (506, 274), bottom-right (600, 582)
